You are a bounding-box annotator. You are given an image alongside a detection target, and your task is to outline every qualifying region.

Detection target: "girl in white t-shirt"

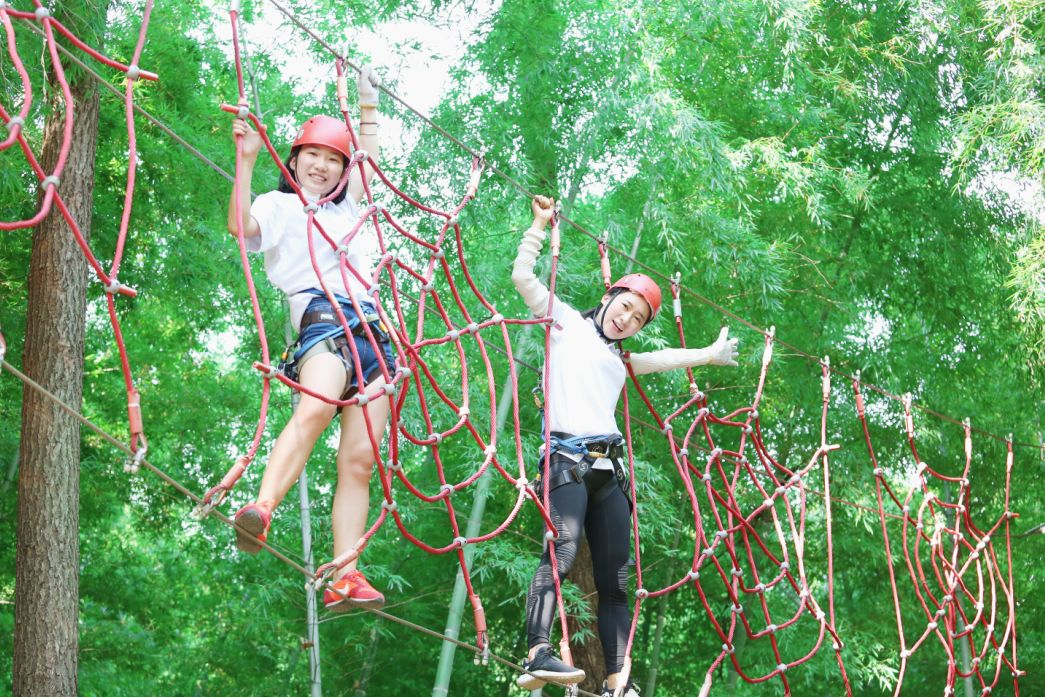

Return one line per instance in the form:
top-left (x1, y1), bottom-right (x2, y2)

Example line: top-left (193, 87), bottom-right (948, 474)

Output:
top-left (226, 67), bottom-right (391, 610)
top-left (513, 196), bottom-right (739, 696)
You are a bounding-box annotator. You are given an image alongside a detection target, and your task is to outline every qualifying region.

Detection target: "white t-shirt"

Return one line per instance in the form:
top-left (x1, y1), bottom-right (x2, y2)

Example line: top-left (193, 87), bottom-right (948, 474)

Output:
top-left (542, 300), bottom-right (626, 471)
top-left (246, 190), bottom-right (376, 330)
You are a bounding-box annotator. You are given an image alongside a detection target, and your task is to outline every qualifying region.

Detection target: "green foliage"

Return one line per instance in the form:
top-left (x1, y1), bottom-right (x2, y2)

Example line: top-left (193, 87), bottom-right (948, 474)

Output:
top-left (2, 0), bottom-right (1042, 696)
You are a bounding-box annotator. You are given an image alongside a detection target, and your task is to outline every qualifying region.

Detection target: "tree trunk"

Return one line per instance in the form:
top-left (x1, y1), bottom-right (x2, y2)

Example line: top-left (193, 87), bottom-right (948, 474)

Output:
top-left (13, 53), bottom-right (100, 697)
top-left (567, 538), bottom-right (607, 693)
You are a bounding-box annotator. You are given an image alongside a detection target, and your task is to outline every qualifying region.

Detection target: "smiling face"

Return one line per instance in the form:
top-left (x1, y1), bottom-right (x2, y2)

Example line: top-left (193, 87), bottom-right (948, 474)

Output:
top-left (290, 144), bottom-right (346, 197)
top-left (598, 290), bottom-right (652, 341)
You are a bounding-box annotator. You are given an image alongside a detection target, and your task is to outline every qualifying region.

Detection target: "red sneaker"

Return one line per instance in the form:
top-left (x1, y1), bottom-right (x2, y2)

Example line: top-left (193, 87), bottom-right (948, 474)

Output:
top-left (323, 570), bottom-right (386, 611)
top-left (233, 503), bottom-right (271, 555)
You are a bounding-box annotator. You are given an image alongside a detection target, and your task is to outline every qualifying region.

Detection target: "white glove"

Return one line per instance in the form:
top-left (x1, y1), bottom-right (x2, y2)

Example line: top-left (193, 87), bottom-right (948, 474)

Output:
top-left (707, 327), bottom-right (740, 366)
top-left (357, 65), bottom-right (380, 108)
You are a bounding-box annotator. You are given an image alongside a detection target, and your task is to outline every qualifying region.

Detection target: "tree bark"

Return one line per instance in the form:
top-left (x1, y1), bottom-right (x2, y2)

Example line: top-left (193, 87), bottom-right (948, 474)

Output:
top-left (566, 538), bottom-right (607, 693)
top-left (13, 58), bottom-right (100, 697)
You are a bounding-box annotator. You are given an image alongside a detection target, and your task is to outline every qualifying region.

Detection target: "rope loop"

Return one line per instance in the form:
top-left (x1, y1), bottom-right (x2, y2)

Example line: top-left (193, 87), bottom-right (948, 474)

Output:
top-left (473, 632), bottom-right (490, 666)
top-left (190, 491), bottom-right (222, 520)
top-left (124, 445), bottom-right (147, 474)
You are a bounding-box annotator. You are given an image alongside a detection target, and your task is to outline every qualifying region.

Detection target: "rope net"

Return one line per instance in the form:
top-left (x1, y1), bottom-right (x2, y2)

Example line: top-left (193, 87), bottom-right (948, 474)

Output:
top-left (1, 1), bottom-right (155, 462)
top-left (0, 3), bottom-right (1026, 695)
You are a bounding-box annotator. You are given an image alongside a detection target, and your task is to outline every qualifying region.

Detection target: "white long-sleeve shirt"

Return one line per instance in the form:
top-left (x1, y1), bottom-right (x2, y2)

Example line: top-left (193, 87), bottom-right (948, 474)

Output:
top-left (511, 225), bottom-right (718, 439)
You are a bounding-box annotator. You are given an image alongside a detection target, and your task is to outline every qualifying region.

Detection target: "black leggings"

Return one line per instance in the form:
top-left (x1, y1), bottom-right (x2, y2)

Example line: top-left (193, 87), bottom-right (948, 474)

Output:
top-left (525, 464), bottom-right (631, 675)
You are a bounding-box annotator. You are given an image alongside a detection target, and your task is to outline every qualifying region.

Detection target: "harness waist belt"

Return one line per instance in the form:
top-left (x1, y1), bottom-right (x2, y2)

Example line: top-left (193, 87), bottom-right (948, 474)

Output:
top-left (548, 430), bottom-right (625, 460)
top-left (299, 308), bottom-right (382, 335)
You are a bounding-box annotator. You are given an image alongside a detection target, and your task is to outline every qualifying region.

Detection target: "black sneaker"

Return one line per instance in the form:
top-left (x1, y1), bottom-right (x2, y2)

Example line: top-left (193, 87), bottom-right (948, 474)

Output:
top-left (601, 680), bottom-right (640, 697)
top-left (516, 646), bottom-right (586, 690)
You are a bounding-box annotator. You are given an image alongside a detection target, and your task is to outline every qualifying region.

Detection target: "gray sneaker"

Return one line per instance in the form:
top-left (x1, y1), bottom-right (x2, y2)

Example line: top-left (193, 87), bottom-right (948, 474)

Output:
top-left (516, 646), bottom-right (586, 690)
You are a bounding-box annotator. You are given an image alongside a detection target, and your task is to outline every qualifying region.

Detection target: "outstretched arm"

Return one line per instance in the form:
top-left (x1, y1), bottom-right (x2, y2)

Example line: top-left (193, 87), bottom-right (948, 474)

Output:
top-left (227, 118), bottom-right (262, 239)
top-left (629, 327), bottom-right (739, 375)
top-left (348, 65), bottom-right (380, 204)
top-left (511, 195), bottom-right (556, 317)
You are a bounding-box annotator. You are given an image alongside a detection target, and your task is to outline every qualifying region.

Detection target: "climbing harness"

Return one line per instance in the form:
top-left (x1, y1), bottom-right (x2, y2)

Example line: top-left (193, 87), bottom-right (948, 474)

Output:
top-left (279, 289), bottom-right (392, 396)
top-left (532, 432), bottom-right (630, 508)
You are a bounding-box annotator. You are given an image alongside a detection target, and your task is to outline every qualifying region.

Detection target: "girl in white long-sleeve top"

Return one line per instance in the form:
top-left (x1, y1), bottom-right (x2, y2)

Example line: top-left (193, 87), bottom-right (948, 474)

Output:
top-left (513, 196), bottom-right (739, 696)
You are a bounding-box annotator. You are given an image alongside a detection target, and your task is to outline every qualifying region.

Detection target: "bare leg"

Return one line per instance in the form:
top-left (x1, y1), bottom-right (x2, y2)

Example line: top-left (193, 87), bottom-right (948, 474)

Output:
top-left (254, 353), bottom-right (346, 512)
top-left (332, 375), bottom-right (391, 579)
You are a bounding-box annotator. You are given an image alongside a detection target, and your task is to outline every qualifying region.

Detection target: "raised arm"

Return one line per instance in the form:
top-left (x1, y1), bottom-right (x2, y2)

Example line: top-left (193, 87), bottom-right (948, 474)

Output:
top-left (629, 327), bottom-right (739, 375)
top-left (511, 196), bottom-right (557, 317)
top-left (227, 118), bottom-right (262, 239)
top-left (348, 65), bottom-right (380, 204)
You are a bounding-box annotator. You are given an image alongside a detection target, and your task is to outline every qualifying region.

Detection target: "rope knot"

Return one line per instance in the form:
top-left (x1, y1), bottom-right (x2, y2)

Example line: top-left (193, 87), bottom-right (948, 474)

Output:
top-left (124, 445), bottom-right (147, 474)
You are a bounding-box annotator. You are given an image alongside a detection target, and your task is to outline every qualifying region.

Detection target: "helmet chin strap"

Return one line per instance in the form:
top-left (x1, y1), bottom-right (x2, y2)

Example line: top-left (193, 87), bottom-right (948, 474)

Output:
top-left (592, 295), bottom-right (618, 344)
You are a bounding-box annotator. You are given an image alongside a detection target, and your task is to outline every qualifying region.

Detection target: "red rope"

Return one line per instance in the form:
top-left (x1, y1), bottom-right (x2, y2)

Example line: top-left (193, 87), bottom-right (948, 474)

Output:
top-left (854, 380), bottom-right (1021, 695)
top-left (1, 2), bottom-right (154, 460)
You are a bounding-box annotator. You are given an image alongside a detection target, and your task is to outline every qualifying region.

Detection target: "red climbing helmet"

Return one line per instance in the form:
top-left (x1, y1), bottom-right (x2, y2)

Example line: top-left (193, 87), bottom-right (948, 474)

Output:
top-left (292, 115), bottom-right (352, 160)
top-left (609, 273), bottom-right (662, 322)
